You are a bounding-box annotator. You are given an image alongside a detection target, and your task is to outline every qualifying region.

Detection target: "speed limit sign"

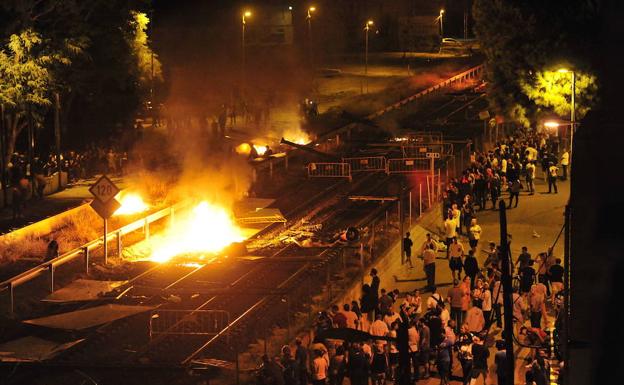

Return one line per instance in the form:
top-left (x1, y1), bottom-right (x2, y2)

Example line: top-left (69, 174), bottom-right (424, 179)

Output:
top-left (89, 175), bottom-right (120, 204)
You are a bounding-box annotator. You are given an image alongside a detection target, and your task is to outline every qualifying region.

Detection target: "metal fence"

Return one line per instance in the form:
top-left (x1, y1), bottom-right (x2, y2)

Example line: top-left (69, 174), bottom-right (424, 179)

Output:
top-left (307, 162), bottom-right (352, 180)
top-left (386, 157), bottom-right (432, 174)
top-left (149, 309), bottom-right (230, 338)
top-left (342, 157), bottom-right (386, 173)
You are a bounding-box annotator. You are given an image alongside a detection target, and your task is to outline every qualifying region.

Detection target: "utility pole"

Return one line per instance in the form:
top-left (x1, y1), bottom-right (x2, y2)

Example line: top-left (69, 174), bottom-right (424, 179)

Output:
top-left (498, 200), bottom-right (515, 384)
top-left (54, 93), bottom-right (62, 190)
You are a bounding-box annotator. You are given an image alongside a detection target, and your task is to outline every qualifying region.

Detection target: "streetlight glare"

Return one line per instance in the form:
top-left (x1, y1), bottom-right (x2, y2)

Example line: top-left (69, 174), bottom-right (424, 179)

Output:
top-left (288, 6), bottom-right (292, 11)
top-left (557, 68), bottom-right (570, 73)
top-left (367, 20), bottom-right (374, 26)
top-left (244, 11), bottom-right (252, 18)
top-left (309, 6), bottom-right (316, 12)
top-left (544, 121), bottom-right (560, 128)
top-left (440, 9), bottom-right (445, 14)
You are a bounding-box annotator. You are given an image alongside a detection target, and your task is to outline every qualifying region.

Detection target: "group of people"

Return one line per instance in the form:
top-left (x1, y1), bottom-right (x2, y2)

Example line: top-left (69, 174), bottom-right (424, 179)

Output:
top-left (443, 128), bottom-right (569, 219)
top-left (4, 147), bottom-right (128, 220)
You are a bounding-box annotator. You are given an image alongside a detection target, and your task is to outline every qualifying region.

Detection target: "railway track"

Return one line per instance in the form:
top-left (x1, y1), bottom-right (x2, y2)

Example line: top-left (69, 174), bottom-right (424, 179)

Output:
top-left (52, 169), bottom-right (391, 366)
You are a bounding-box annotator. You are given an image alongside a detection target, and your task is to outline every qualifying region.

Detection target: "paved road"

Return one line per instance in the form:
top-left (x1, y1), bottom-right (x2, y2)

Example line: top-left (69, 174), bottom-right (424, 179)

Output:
top-left (334, 175), bottom-right (569, 385)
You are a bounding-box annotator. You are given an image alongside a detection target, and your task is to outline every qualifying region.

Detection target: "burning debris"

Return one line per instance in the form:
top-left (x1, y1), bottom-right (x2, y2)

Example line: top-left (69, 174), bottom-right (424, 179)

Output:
top-left (113, 193), bottom-right (149, 216)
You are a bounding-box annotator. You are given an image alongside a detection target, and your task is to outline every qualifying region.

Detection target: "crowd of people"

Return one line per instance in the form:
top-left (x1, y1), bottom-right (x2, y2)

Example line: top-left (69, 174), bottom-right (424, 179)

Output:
top-left (5, 146), bottom-right (128, 219)
top-left (258, 128), bottom-right (567, 385)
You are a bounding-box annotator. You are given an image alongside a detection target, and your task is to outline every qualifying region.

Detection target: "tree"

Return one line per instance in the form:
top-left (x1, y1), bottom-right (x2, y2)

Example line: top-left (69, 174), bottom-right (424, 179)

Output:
top-left (472, 0), bottom-right (600, 126)
top-left (0, 29), bottom-right (80, 165)
top-left (129, 11), bottom-right (162, 92)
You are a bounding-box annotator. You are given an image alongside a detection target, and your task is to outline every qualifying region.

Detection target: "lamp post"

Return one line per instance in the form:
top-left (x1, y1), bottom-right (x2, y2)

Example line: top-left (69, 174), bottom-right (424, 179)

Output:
top-left (307, 6), bottom-right (315, 66)
top-left (241, 10), bottom-right (252, 95)
top-left (558, 68), bottom-right (576, 156)
top-left (364, 20), bottom-right (374, 94)
top-left (439, 9), bottom-right (445, 40)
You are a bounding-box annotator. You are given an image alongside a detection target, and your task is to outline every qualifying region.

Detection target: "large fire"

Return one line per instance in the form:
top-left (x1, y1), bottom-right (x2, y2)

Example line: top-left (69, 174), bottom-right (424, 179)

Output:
top-left (113, 193), bottom-right (149, 216)
top-left (149, 201), bottom-right (245, 263)
top-left (283, 127), bottom-right (311, 145)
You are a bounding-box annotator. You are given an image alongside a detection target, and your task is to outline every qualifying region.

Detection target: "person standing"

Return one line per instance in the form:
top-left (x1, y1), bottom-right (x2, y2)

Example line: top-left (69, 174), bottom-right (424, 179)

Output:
top-left (447, 279), bottom-right (464, 331)
top-left (469, 334), bottom-right (489, 385)
top-left (444, 214), bottom-right (457, 259)
top-left (403, 232), bottom-right (414, 268)
top-left (407, 319), bottom-right (420, 381)
top-left (494, 340), bottom-right (508, 385)
top-left (468, 218), bottom-right (482, 252)
top-left (508, 178), bottom-right (521, 208)
top-left (417, 318), bottom-right (431, 379)
top-left (526, 160), bottom-right (536, 195)
top-left (463, 305), bottom-right (485, 334)
top-left (347, 344), bottom-right (369, 385)
top-left (448, 238), bottom-right (465, 281)
top-left (520, 260), bottom-right (536, 294)
top-left (295, 338), bottom-right (309, 385)
top-left (560, 150), bottom-right (569, 181)
top-left (370, 345), bottom-right (388, 385)
top-left (423, 244), bottom-right (437, 292)
top-left (548, 258), bottom-right (564, 302)
top-left (342, 304), bottom-right (359, 329)
top-left (547, 162), bottom-right (558, 193)
top-left (436, 335), bottom-right (453, 385)
top-left (481, 282), bottom-right (492, 329)
top-left (370, 269), bottom-right (380, 318)
top-left (515, 246), bottom-right (532, 274)
top-left (329, 345), bottom-right (345, 385)
top-left (463, 250), bottom-right (479, 290)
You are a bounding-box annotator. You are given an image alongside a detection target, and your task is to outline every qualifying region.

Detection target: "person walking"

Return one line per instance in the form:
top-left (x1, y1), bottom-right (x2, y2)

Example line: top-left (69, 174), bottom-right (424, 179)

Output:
top-left (403, 232), bottom-right (414, 268)
top-left (547, 162), bottom-right (558, 193)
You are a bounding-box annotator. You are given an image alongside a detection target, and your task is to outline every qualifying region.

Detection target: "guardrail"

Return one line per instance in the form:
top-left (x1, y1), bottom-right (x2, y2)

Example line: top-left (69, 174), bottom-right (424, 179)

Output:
top-left (342, 156), bottom-right (386, 172)
top-left (254, 64), bottom-right (484, 175)
top-left (386, 157), bottom-right (432, 174)
top-left (307, 162), bottom-right (352, 180)
top-left (1, 200), bottom-right (191, 315)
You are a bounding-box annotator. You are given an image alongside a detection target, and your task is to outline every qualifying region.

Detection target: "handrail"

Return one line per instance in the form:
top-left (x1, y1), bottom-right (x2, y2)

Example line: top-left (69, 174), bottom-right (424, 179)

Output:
top-left (0, 200), bottom-right (191, 292)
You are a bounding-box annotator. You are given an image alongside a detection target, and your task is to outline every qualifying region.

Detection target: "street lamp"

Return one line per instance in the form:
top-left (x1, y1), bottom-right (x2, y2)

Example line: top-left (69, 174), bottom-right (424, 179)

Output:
top-left (558, 68), bottom-right (576, 153)
top-left (307, 6), bottom-right (316, 66)
top-left (439, 9), bottom-right (445, 39)
top-left (241, 10), bottom-right (252, 95)
top-left (364, 20), bottom-right (374, 94)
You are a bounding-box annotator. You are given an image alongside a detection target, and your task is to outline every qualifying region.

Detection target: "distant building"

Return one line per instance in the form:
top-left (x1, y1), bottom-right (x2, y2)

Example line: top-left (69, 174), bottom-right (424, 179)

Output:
top-left (245, 6), bottom-right (293, 46)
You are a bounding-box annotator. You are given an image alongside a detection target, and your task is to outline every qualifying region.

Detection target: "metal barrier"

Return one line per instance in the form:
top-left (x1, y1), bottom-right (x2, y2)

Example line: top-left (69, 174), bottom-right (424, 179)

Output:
top-left (307, 162), bottom-right (351, 180)
top-left (401, 143), bottom-right (453, 157)
top-left (149, 309), bottom-right (230, 338)
top-left (0, 200), bottom-right (191, 315)
top-left (386, 158), bottom-right (431, 174)
top-left (342, 156), bottom-right (386, 172)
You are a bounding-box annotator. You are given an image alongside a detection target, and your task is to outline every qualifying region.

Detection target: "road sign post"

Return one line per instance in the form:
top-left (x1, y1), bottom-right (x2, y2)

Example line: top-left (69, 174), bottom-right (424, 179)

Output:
top-left (89, 175), bottom-right (121, 265)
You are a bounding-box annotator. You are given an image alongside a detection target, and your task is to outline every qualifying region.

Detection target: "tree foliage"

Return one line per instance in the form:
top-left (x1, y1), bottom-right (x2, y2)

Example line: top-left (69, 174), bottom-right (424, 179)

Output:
top-left (0, 29), bottom-right (83, 163)
top-left (130, 11), bottom-right (163, 90)
top-left (0, 0), bottom-right (160, 154)
top-left (473, 0), bottom-right (600, 126)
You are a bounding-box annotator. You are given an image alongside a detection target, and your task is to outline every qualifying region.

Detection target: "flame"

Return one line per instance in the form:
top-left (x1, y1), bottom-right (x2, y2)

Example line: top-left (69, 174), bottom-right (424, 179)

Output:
top-left (113, 193), bottom-right (149, 216)
top-left (253, 144), bottom-right (268, 156)
top-left (149, 201), bottom-right (245, 263)
top-left (235, 143), bottom-right (252, 155)
top-left (283, 127), bottom-right (311, 145)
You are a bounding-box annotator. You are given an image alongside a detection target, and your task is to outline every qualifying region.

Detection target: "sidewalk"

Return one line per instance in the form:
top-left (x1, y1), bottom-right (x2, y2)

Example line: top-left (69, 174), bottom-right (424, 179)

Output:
top-left (333, 176), bottom-right (569, 385)
top-left (0, 176), bottom-right (126, 236)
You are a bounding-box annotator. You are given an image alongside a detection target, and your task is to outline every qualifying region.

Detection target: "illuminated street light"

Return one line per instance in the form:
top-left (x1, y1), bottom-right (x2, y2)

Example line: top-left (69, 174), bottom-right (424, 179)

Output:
top-left (242, 10), bottom-right (252, 96)
top-left (364, 20), bottom-right (374, 94)
top-left (544, 121), bottom-right (560, 129)
top-left (307, 6), bottom-right (316, 66)
top-left (439, 9), bottom-right (445, 39)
